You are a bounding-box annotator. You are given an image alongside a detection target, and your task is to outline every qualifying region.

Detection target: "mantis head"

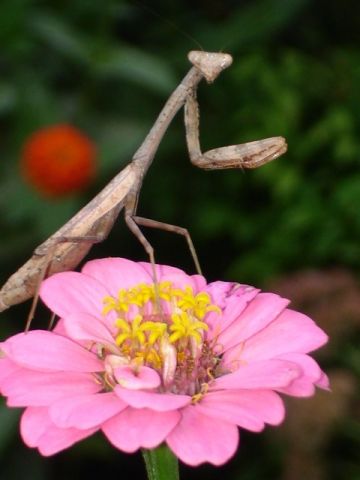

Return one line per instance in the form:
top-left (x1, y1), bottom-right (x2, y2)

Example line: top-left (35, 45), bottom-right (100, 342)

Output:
top-left (188, 51), bottom-right (233, 83)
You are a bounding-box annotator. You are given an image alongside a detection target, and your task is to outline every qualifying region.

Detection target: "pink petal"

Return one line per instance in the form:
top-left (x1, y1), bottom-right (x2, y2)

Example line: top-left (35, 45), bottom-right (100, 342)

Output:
top-left (275, 353), bottom-right (326, 397)
top-left (82, 258), bottom-right (152, 296)
top-left (218, 293), bottom-right (290, 351)
top-left (190, 274), bottom-right (207, 291)
top-left (281, 353), bottom-right (322, 377)
top-left (2, 370), bottom-right (101, 407)
top-left (2, 331), bottom-right (103, 372)
top-left (159, 272), bottom-right (201, 291)
top-left (40, 271), bottom-right (109, 319)
top-left (38, 426), bottom-right (98, 456)
top-left (21, 408), bottom-right (97, 455)
top-left (21, 407), bottom-right (53, 447)
top-left (239, 309), bottom-right (329, 362)
top-left (115, 387), bottom-right (191, 411)
top-left (137, 261), bottom-right (180, 276)
top-left (63, 312), bottom-right (115, 345)
top-left (49, 392), bottom-right (127, 429)
top-left (316, 372), bottom-right (330, 390)
top-left (139, 261), bottom-right (207, 292)
top-left (214, 359), bottom-right (301, 390)
top-left (167, 405), bottom-right (239, 466)
top-left (205, 281), bottom-right (239, 307)
top-left (114, 365), bottom-right (160, 389)
top-left (102, 407), bottom-right (180, 452)
top-left (138, 261), bottom-right (189, 280)
top-left (195, 390), bottom-right (285, 431)
top-left (206, 282), bottom-right (260, 339)
top-left (52, 319), bottom-right (67, 335)
top-left (205, 281), bottom-right (258, 309)
top-left (0, 356), bottom-right (22, 389)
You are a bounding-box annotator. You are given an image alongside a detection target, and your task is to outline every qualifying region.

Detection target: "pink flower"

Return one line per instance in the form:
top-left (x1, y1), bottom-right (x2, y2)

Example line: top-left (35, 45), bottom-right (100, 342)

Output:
top-left (0, 258), bottom-right (329, 466)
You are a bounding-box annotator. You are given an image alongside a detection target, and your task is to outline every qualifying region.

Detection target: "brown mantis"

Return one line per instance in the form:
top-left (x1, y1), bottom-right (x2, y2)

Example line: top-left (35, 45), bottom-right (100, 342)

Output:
top-left (0, 51), bottom-right (287, 322)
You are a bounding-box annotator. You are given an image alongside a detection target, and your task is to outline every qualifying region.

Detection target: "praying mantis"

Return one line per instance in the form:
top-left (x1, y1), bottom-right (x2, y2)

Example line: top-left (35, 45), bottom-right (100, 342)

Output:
top-left (0, 51), bottom-right (287, 323)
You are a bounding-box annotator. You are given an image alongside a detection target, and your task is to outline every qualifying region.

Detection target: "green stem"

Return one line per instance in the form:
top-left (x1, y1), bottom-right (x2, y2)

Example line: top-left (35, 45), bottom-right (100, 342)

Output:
top-left (142, 444), bottom-right (180, 480)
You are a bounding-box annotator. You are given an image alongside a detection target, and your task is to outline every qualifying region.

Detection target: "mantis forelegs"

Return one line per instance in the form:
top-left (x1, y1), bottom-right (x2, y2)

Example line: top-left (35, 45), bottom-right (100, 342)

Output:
top-left (184, 90), bottom-right (287, 170)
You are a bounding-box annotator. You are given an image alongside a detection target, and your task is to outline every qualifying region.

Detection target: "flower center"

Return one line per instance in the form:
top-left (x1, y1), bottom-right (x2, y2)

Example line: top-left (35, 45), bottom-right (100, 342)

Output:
top-left (99, 281), bottom-right (221, 396)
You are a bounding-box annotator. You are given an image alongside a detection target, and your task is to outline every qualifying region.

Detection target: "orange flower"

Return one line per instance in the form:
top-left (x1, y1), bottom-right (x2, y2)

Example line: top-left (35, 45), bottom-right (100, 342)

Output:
top-left (21, 124), bottom-right (96, 197)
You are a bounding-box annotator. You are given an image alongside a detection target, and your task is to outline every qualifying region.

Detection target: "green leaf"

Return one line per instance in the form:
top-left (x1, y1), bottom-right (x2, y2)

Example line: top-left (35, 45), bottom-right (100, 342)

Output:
top-left (96, 118), bottom-right (147, 174)
top-left (94, 47), bottom-right (177, 94)
top-left (197, 0), bottom-right (310, 48)
top-left (0, 83), bottom-right (16, 115)
top-left (29, 13), bottom-right (90, 63)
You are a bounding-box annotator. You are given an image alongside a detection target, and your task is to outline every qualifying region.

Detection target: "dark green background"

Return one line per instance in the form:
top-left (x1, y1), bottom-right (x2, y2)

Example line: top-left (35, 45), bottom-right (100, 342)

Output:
top-left (0, 0), bottom-right (359, 479)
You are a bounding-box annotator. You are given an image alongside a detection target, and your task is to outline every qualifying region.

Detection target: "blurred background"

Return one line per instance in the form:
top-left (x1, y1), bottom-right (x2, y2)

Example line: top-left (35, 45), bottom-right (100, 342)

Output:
top-left (0, 0), bottom-right (359, 478)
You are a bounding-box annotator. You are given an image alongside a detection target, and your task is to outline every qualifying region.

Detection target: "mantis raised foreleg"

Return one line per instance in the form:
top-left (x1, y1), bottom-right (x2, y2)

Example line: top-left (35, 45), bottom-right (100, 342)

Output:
top-left (184, 89), bottom-right (287, 169)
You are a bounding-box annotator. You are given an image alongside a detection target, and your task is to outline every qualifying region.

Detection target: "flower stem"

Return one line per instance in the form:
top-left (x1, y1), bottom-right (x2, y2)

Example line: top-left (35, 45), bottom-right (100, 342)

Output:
top-left (142, 444), bottom-right (179, 480)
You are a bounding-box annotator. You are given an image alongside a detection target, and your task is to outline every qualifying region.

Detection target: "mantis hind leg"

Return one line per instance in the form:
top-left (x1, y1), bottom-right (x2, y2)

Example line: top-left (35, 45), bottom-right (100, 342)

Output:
top-left (126, 214), bottom-right (203, 276)
top-left (25, 245), bottom-right (57, 332)
top-left (26, 227), bottom-right (111, 332)
top-left (125, 214), bottom-right (164, 311)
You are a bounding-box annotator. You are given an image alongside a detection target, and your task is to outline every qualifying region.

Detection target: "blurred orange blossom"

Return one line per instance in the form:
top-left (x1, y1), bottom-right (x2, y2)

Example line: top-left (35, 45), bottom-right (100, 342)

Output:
top-left (21, 124), bottom-right (96, 197)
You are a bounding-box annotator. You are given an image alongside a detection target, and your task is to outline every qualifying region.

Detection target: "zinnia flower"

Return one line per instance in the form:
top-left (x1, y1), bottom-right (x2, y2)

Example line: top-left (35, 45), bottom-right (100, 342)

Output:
top-left (21, 124), bottom-right (96, 197)
top-left (0, 258), bottom-right (329, 466)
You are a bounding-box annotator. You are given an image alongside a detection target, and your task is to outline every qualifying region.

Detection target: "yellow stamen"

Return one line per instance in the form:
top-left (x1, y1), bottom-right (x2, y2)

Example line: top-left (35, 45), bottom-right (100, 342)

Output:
top-left (191, 383), bottom-right (209, 404)
top-left (169, 311), bottom-right (208, 344)
top-left (101, 280), bottom-right (221, 398)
